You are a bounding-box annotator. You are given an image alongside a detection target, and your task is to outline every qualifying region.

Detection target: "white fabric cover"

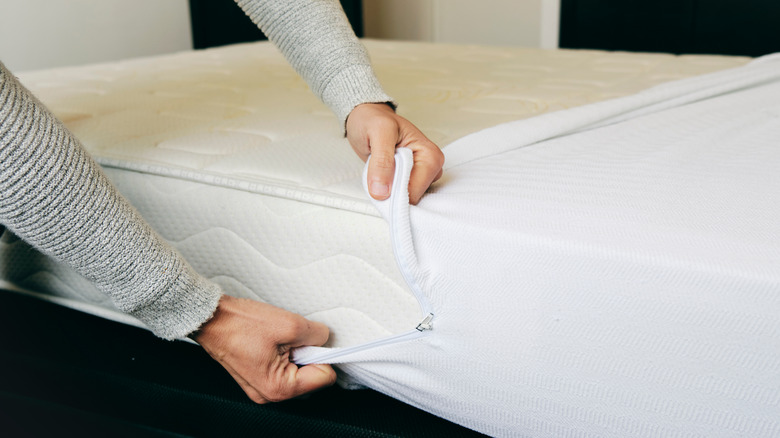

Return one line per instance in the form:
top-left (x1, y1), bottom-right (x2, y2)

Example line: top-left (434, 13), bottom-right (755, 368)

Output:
top-left (295, 54), bottom-right (780, 437)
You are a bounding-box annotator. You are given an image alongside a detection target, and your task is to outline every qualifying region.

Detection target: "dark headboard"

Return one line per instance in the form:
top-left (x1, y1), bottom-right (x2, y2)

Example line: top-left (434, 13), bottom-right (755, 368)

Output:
top-left (559, 0), bottom-right (780, 57)
top-left (188, 0), bottom-right (363, 50)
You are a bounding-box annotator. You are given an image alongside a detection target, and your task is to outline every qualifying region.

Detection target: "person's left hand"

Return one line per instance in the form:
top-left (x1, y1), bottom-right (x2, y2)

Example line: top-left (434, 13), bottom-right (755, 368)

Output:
top-left (346, 103), bottom-right (444, 205)
top-left (192, 295), bottom-right (336, 403)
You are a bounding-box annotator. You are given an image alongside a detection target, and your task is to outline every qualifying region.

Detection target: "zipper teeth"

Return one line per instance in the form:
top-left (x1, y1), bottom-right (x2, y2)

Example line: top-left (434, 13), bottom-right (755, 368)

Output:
top-left (295, 328), bottom-right (426, 366)
top-left (295, 153), bottom-right (435, 366)
top-left (389, 176), bottom-right (433, 317)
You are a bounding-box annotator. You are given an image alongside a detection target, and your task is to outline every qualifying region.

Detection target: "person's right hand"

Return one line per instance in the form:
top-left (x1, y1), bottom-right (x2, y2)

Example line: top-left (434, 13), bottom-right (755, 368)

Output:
top-left (191, 295), bottom-right (336, 403)
top-left (346, 103), bottom-right (444, 205)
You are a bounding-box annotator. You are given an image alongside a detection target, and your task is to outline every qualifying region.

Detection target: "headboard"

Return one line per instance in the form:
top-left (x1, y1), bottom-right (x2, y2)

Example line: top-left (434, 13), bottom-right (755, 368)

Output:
top-left (188, 0), bottom-right (363, 49)
top-left (559, 0), bottom-right (780, 57)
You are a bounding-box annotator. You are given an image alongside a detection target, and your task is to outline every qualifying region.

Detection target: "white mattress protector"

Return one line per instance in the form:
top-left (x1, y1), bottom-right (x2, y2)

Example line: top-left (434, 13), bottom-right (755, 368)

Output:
top-left (296, 54), bottom-right (780, 436)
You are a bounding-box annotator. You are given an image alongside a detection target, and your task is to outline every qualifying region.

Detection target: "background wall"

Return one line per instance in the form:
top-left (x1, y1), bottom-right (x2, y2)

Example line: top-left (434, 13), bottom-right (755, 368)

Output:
top-left (0, 0), bottom-right (192, 72)
top-left (363, 0), bottom-right (560, 49)
top-left (0, 0), bottom-right (560, 73)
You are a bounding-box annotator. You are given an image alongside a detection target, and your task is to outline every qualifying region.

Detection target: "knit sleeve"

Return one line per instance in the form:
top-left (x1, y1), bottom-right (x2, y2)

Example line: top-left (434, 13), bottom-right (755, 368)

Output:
top-left (234, 0), bottom-right (395, 126)
top-left (0, 62), bottom-right (222, 340)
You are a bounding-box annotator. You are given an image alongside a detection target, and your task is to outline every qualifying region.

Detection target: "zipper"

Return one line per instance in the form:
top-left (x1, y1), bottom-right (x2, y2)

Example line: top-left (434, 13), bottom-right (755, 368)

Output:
top-left (416, 313), bottom-right (434, 331)
top-left (295, 313), bottom-right (434, 365)
top-left (295, 150), bottom-right (435, 366)
top-left (295, 203), bottom-right (435, 365)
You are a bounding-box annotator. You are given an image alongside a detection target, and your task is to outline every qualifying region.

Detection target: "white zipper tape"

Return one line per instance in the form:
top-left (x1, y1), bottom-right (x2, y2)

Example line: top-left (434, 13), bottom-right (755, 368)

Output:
top-left (293, 149), bottom-right (435, 365)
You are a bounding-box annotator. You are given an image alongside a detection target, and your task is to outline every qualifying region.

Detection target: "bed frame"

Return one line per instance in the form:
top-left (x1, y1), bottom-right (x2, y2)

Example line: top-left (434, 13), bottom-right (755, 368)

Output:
top-left (560, 0), bottom-right (780, 56)
top-left (188, 0), bottom-right (363, 49)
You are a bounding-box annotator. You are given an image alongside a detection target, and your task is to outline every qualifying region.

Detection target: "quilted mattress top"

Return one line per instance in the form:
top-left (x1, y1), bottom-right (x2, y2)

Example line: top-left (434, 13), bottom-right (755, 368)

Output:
top-left (18, 40), bottom-right (749, 213)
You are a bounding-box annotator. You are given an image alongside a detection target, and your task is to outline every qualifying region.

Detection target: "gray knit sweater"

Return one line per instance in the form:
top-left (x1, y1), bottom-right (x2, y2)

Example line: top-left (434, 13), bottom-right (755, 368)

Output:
top-left (0, 0), bottom-right (392, 340)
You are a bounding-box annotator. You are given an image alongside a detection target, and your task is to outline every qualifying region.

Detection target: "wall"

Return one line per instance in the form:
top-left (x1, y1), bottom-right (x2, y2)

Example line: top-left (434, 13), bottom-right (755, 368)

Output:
top-left (1, 0), bottom-right (562, 73)
top-left (0, 0), bottom-right (192, 72)
top-left (363, 0), bottom-right (560, 48)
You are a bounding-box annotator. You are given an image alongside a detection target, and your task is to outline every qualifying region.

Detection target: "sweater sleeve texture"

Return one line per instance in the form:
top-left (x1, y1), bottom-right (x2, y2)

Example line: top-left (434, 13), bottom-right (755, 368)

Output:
top-left (0, 1), bottom-right (388, 339)
top-left (0, 62), bottom-right (222, 340)
top-left (235, 0), bottom-right (395, 125)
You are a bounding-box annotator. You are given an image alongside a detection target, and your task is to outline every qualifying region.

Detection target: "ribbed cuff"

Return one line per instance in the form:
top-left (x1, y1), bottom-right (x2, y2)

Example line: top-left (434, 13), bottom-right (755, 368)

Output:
top-left (321, 64), bottom-right (397, 128)
top-left (129, 269), bottom-right (223, 341)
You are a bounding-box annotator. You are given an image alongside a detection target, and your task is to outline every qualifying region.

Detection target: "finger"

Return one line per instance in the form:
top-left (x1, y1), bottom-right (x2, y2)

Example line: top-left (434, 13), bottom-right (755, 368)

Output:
top-left (367, 125), bottom-right (399, 201)
top-left (260, 360), bottom-right (336, 402)
top-left (433, 167), bottom-right (444, 183)
top-left (222, 360), bottom-right (269, 404)
top-left (407, 145), bottom-right (445, 205)
top-left (290, 363), bottom-right (337, 397)
top-left (282, 316), bottom-right (331, 348)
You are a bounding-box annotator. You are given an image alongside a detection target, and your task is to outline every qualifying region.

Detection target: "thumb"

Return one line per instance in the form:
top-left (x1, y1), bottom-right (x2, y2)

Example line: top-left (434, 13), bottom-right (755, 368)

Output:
top-left (367, 129), bottom-right (399, 201)
top-left (292, 363), bottom-right (337, 396)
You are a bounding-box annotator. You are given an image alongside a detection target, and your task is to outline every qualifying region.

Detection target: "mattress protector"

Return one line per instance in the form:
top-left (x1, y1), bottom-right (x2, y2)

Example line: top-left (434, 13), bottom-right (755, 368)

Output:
top-left (296, 53), bottom-right (780, 436)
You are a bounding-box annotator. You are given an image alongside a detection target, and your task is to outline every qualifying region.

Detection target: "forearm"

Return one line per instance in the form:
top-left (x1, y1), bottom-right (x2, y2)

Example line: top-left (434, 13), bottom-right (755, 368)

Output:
top-left (0, 62), bottom-right (221, 340)
top-left (235, 0), bottom-right (394, 125)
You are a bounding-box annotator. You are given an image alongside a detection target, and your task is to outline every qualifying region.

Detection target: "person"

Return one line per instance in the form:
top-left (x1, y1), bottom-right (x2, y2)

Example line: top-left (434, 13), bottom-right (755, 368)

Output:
top-left (0, 0), bottom-right (444, 404)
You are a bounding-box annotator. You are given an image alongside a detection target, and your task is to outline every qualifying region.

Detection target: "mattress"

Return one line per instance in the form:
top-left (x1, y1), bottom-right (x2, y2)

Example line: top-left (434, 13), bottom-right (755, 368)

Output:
top-left (0, 40), bottom-right (764, 435)
top-left (0, 40), bottom-right (749, 345)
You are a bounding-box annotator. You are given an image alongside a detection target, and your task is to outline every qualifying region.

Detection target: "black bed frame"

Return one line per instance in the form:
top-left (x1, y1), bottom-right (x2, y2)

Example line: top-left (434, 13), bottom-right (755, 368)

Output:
top-left (188, 0), bottom-right (364, 49)
top-left (0, 291), bottom-right (484, 437)
top-left (559, 0), bottom-right (780, 57)
top-left (189, 0), bottom-right (779, 57)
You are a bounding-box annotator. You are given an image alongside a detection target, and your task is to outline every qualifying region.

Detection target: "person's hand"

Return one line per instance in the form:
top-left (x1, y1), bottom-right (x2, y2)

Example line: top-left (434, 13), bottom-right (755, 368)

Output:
top-left (191, 295), bottom-right (336, 403)
top-left (346, 103), bottom-right (444, 205)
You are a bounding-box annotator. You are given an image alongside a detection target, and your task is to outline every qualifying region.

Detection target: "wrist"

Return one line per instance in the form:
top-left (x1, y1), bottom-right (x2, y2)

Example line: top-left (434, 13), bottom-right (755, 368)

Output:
top-left (351, 102), bottom-right (396, 116)
top-left (346, 102), bottom-right (398, 136)
top-left (189, 294), bottom-right (233, 343)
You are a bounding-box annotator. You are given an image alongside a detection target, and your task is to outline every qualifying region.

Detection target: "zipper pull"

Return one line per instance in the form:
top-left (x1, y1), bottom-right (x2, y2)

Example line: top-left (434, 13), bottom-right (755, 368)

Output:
top-left (416, 313), bottom-right (434, 331)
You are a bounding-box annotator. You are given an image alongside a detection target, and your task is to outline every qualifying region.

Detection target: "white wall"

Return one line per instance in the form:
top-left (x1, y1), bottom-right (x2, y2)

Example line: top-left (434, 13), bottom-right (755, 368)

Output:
top-left (363, 0), bottom-right (560, 49)
top-left (0, 0), bottom-right (192, 72)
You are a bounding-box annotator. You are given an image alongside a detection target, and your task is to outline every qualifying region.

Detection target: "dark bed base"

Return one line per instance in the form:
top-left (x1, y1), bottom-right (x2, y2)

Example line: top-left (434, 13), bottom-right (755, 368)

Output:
top-left (560, 0), bottom-right (780, 57)
top-left (0, 291), bottom-right (485, 437)
top-left (188, 0), bottom-right (363, 49)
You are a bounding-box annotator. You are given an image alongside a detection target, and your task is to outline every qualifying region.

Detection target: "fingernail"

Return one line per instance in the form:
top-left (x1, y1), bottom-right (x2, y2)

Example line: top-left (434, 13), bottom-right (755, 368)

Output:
top-left (369, 181), bottom-right (391, 197)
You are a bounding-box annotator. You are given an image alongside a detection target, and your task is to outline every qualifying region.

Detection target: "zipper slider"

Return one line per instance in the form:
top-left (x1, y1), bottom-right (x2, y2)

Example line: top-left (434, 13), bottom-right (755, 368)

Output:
top-left (416, 313), bottom-right (434, 331)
